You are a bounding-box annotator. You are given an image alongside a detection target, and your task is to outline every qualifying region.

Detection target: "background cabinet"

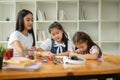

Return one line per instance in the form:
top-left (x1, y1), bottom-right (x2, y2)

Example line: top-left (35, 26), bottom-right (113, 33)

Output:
top-left (0, 0), bottom-right (120, 55)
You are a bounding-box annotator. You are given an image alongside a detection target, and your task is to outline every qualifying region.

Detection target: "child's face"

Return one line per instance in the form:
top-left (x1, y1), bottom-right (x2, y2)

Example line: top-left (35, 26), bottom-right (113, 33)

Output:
top-left (75, 42), bottom-right (88, 52)
top-left (50, 28), bottom-right (63, 43)
top-left (24, 13), bottom-right (33, 31)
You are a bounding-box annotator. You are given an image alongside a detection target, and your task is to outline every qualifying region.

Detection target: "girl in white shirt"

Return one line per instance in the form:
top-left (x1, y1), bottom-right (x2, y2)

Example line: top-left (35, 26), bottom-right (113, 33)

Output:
top-left (8, 9), bottom-right (36, 56)
top-left (37, 22), bottom-right (73, 58)
top-left (69, 31), bottom-right (102, 61)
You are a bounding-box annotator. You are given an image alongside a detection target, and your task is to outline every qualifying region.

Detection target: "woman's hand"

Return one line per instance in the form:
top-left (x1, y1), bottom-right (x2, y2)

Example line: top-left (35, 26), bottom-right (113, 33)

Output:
top-left (31, 46), bottom-right (36, 51)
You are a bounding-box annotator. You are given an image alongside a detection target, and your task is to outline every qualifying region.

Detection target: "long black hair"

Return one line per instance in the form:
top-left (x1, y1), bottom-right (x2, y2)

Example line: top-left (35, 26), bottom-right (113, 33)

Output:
top-left (48, 22), bottom-right (68, 51)
top-left (16, 9), bottom-right (35, 46)
top-left (73, 31), bottom-right (102, 58)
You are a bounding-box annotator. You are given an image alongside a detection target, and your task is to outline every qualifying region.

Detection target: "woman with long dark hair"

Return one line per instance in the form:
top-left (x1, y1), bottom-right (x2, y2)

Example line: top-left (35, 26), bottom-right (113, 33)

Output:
top-left (8, 9), bottom-right (36, 56)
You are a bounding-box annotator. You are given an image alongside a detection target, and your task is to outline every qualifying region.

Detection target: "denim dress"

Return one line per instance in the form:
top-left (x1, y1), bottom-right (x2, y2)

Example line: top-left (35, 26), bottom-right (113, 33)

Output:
top-left (50, 40), bottom-right (67, 54)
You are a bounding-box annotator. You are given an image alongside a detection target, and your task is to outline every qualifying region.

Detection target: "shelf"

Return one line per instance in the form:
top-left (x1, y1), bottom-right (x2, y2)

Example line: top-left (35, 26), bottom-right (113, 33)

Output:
top-left (0, 41), bottom-right (8, 44)
top-left (58, 0), bottom-right (78, 20)
top-left (0, 23), bottom-right (15, 41)
top-left (101, 0), bottom-right (119, 3)
top-left (36, 22), bottom-right (51, 41)
top-left (0, 0), bottom-right (120, 54)
top-left (36, 20), bottom-right (99, 23)
top-left (57, 20), bottom-right (79, 23)
top-left (101, 0), bottom-right (120, 21)
top-left (16, 0), bottom-right (34, 2)
top-left (60, 22), bottom-right (78, 40)
top-left (101, 22), bottom-right (119, 41)
top-left (0, 2), bottom-right (15, 21)
top-left (101, 20), bottom-right (119, 23)
top-left (0, 0), bottom-right (14, 3)
top-left (36, 41), bottom-right (44, 44)
top-left (16, 1), bottom-right (35, 18)
top-left (79, 22), bottom-right (99, 41)
top-left (36, 1), bottom-right (57, 21)
top-left (79, 0), bottom-right (99, 3)
top-left (36, 20), bottom-right (79, 23)
top-left (36, 21), bottom-right (55, 23)
top-left (79, 20), bottom-right (98, 22)
top-left (79, 0), bottom-right (99, 20)
top-left (101, 41), bottom-right (120, 43)
top-left (101, 43), bottom-right (120, 55)
top-left (0, 21), bottom-right (15, 23)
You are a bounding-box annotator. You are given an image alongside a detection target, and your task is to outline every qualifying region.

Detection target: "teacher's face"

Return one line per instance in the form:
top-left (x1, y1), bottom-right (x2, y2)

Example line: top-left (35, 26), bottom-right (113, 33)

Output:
top-left (24, 13), bottom-right (33, 31)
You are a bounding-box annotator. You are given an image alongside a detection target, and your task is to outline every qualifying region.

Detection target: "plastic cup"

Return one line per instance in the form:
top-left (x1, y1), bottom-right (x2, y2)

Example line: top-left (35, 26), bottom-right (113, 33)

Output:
top-left (23, 50), bottom-right (36, 60)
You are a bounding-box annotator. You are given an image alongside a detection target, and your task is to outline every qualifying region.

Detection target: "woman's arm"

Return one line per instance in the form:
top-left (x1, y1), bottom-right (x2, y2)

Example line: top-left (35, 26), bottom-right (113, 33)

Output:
top-left (12, 40), bottom-right (27, 55)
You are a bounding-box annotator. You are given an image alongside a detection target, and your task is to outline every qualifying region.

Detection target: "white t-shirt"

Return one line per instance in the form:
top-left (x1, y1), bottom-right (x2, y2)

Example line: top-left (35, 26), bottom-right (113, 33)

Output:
top-left (8, 31), bottom-right (33, 56)
top-left (40, 39), bottom-right (73, 52)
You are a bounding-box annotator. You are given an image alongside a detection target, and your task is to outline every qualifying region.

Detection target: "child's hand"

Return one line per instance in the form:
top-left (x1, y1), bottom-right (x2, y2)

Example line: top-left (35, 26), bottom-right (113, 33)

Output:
top-left (41, 52), bottom-right (55, 61)
top-left (35, 51), bottom-right (55, 60)
top-left (74, 49), bottom-right (80, 53)
top-left (74, 50), bottom-right (78, 53)
top-left (48, 53), bottom-right (55, 61)
top-left (42, 51), bottom-right (52, 56)
top-left (69, 52), bottom-right (77, 57)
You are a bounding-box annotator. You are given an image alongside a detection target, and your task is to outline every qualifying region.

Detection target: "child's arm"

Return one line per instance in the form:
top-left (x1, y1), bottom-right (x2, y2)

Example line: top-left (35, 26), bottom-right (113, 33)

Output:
top-left (35, 51), bottom-right (55, 60)
top-left (38, 39), bottom-right (51, 52)
top-left (37, 48), bottom-right (53, 57)
top-left (37, 47), bottom-right (55, 60)
top-left (55, 40), bottom-right (74, 56)
top-left (37, 48), bottom-right (44, 52)
top-left (69, 52), bottom-right (99, 60)
top-left (55, 51), bottom-right (69, 56)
